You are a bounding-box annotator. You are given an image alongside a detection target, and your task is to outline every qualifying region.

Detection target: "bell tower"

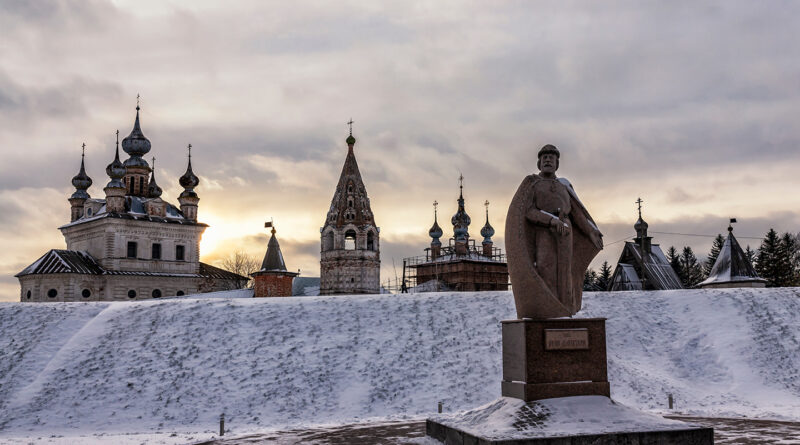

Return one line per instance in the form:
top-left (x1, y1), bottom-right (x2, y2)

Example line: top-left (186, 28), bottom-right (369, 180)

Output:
top-left (320, 121), bottom-right (380, 295)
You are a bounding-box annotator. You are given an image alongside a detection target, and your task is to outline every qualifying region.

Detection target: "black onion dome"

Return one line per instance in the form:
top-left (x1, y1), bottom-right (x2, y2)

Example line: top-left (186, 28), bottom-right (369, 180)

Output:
top-left (179, 158), bottom-right (199, 189)
top-left (634, 216), bottom-right (648, 233)
top-left (71, 153), bottom-right (92, 196)
top-left (451, 189), bottom-right (471, 239)
top-left (121, 106), bottom-right (151, 157)
top-left (106, 138), bottom-right (126, 180)
top-left (481, 219), bottom-right (495, 239)
top-left (147, 164), bottom-right (163, 198)
top-left (429, 219), bottom-right (443, 240)
top-left (346, 134), bottom-right (356, 146)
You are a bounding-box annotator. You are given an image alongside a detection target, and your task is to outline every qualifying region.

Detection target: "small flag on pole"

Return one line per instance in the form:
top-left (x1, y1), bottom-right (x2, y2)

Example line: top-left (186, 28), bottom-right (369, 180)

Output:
top-left (730, 218), bottom-right (737, 224)
top-left (265, 221), bottom-right (273, 228)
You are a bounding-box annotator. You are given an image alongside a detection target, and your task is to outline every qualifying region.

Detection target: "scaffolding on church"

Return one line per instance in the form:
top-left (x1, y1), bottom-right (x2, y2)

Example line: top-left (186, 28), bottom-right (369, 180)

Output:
top-left (402, 237), bottom-right (508, 292)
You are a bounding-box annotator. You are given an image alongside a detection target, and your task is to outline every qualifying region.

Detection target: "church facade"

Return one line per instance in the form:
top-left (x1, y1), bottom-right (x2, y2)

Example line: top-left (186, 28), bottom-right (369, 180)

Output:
top-left (319, 129), bottom-right (380, 295)
top-left (16, 104), bottom-right (247, 302)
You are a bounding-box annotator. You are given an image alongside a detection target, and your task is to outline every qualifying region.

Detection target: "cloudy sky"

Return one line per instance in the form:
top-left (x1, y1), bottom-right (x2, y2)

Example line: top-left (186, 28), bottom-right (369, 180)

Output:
top-left (1, 0), bottom-right (799, 301)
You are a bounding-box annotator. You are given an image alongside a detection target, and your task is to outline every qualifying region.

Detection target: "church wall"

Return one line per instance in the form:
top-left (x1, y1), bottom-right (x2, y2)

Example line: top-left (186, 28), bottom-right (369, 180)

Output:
top-left (61, 218), bottom-right (204, 275)
top-left (320, 250), bottom-right (380, 295)
top-left (19, 273), bottom-right (240, 302)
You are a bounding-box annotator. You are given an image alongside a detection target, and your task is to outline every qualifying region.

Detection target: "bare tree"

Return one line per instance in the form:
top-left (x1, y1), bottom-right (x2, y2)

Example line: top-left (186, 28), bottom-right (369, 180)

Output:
top-left (219, 251), bottom-right (260, 289)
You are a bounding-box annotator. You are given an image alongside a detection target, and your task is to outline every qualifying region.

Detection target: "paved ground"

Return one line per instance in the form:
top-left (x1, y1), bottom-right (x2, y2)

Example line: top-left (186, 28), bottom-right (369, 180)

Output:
top-left (199, 416), bottom-right (800, 445)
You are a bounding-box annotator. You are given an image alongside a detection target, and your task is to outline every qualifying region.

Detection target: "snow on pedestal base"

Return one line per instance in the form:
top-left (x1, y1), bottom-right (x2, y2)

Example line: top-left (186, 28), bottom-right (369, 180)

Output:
top-left (426, 396), bottom-right (713, 444)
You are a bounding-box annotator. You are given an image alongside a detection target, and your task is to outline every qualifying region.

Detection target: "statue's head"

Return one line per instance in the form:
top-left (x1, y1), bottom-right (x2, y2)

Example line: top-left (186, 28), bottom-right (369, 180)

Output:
top-left (537, 144), bottom-right (560, 173)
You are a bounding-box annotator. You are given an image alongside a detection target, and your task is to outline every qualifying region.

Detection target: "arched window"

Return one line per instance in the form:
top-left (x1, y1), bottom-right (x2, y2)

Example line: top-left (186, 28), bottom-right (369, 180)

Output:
top-left (81, 289), bottom-right (91, 298)
top-left (323, 231), bottom-right (334, 251)
top-left (26, 290), bottom-right (31, 299)
top-left (367, 231), bottom-right (375, 251)
top-left (152, 289), bottom-right (162, 298)
top-left (176, 290), bottom-right (185, 296)
top-left (345, 230), bottom-right (357, 250)
top-left (47, 289), bottom-right (57, 298)
top-left (128, 290), bottom-right (137, 299)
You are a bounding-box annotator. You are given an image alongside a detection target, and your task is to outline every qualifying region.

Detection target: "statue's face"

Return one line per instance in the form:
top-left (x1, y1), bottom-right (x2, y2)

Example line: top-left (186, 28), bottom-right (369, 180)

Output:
top-left (539, 153), bottom-right (558, 173)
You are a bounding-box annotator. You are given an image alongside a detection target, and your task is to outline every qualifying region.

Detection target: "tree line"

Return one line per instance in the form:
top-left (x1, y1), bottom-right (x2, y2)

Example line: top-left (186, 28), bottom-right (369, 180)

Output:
top-left (584, 228), bottom-right (800, 291)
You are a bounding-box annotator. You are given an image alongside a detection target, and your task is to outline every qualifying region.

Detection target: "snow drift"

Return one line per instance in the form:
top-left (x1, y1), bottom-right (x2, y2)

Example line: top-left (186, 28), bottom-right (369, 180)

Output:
top-left (0, 288), bottom-right (799, 439)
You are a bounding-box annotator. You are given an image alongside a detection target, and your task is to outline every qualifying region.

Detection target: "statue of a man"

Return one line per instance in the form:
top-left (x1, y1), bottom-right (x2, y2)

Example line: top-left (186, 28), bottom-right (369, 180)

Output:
top-left (505, 144), bottom-right (603, 319)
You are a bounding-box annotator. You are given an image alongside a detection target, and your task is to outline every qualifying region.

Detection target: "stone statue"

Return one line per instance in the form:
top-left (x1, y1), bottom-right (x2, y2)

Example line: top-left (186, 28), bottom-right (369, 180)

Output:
top-left (505, 145), bottom-right (603, 319)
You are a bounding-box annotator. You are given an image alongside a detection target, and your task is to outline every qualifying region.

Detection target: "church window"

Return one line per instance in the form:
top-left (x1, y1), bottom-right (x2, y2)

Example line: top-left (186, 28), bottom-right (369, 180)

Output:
top-left (81, 289), bottom-right (91, 298)
top-left (127, 241), bottom-right (138, 258)
top-left (348, 184), bottom-right (353, 193)
top-left (26, 290), bottom-right (31, 299)
top-left (176, 245), bottom-right (185, 261)
top-left (345, 230), bottom-right (357, 250)
top-left (128, 177), bottom-right (134, 195)
top-left (176, 290), bottom-right (185, 296)
top-left (152, 289), bottom-right (162, 298)
top-left (367, 232), bottom-right (375, 251)
top-left (86, 208), bottom-right (93, 217)
top-left (152, 243), bottom-right (162, 260)
top-left (348, 199), bottom-right (353, 208)
top-left (47, 289), bottom-right (57, 298)
top-left (128, 290), bottom-right (137, 299)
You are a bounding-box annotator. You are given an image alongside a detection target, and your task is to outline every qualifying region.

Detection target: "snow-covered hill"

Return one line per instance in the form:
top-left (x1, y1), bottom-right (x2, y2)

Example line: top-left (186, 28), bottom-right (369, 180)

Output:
top-left (0, 288), bottom-right (799, 440)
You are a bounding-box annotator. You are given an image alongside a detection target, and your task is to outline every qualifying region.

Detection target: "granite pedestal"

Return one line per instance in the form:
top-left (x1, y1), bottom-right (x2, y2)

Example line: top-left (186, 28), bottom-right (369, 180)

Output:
top-left (501, 318), bottom-right (609, 401)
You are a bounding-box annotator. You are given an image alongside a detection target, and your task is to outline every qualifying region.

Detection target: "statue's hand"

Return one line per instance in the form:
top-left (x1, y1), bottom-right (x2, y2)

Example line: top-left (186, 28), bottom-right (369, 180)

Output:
top-left (549, 218), bottom-right (570, 236)
top-left (590, 230), bottom-right (603, 249)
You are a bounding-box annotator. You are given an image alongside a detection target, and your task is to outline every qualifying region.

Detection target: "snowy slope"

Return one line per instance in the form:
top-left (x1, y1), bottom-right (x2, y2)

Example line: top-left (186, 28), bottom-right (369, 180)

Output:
top-left (0, 288), bottom-right (799, 440)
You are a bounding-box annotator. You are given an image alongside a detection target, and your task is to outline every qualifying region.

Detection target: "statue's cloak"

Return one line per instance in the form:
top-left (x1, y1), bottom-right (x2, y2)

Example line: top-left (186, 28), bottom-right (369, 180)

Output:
top-left (505, 175), bottom-right (600, 319)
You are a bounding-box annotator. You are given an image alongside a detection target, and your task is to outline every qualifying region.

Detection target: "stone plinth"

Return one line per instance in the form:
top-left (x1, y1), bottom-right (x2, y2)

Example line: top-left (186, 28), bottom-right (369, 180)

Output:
top-left (426, 396), bottom-right (714, 445)
top-left (502, 318), bottom-right (609, 401)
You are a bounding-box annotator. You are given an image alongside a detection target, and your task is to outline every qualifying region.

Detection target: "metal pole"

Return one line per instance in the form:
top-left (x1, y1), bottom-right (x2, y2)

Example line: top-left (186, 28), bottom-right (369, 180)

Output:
top-left (668, 394), bottom-right (673, 410)
top-left (438, 401), bottom-right (443, 413)
top-left (220, 413), bottom-right (225, 436)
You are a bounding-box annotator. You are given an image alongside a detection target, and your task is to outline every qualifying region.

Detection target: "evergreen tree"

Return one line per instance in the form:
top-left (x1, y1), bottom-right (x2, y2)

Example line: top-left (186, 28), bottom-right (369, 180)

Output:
top-left (756, 229), bottom-right (781, 287)
top-left (778, 232), bottom-right (800, 286)
top-left (583, 268), bottom-right (599, 291)
top-left (704, 234), bottom-right (725, 277)
top-left (679, 246), bottom-right (704, 287)
top-left (744, 245), bottom-right (757, 269)
top-left (597, 260), bottom-right (613, 291)
top-left (666, 246), bottom-right (683, 283)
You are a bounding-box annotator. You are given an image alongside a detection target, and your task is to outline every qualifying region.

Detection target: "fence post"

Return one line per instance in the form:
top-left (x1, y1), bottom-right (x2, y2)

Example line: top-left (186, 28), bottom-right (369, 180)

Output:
top-left (220, 413), bottom-right (225, 436)
top-left (668, 394), bottom-right (674, 410)
top-left (438, 401), bottom-right (443, 413)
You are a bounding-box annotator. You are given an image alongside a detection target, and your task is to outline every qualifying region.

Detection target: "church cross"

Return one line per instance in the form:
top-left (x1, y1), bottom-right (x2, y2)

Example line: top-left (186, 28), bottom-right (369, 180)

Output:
top-left (433, 200), bottom-right (438, 219)
top-left (187, 143), bottom-right (192, 159)
top-left (347, 118), bottom-right (354, 136)
top-left (635, 197), bottom-right (643, 218)
top-left (81, 143), bottom-right (86, 158)
top-left (136, 93), bottom-right (140, 108)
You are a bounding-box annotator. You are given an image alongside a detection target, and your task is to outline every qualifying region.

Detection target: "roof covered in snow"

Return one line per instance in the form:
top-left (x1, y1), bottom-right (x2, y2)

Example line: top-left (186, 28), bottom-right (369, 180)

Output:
top-left (59, 196), bottom-right (205, 230)
top-left (610, 242), bottom-right (683, 291)
top-left (698, 228), bottom-right (765, 287)
top-left (15, 250), bottom-right (104, 277)
top-left (16, 249), bottom-right (247, 281)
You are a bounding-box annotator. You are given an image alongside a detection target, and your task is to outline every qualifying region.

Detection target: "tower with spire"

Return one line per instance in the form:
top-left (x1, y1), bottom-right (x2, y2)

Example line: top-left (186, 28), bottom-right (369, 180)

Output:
top-left (319, 122), bottom-right (380, 295)
top-left (698, 219), bottom-right (766, 288)
top-left (16, 100), bottom-right (247, 302)
top-left (253, 221), bottom-right (299, 297)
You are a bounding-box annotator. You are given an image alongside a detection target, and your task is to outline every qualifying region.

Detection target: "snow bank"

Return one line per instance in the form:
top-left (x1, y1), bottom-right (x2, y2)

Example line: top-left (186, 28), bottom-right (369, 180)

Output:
top-left (0, 288), bottom-right (799, 439)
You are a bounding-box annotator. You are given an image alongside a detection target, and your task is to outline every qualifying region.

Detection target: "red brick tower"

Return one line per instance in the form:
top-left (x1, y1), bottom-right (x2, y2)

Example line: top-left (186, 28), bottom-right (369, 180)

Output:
top-left (253, 223), bottom-right (298, 297)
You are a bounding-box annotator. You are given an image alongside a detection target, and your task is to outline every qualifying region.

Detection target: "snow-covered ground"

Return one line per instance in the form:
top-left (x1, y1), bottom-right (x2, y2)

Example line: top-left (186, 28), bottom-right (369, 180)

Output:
top-left (0, 288), bottom-right (799, 443)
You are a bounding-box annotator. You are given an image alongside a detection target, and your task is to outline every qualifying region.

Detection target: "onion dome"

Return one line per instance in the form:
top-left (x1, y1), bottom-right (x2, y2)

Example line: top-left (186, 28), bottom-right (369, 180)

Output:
top-left (429, 201), bottom-right (443, 244)
top-left (121, 104), bottom-right (151, 159)
top-left (147, 157), bottom-right (163, 198)
top-left (71, 144), bottom-right (92, 199)
top-left (481, 201), bottom-right (495, 242)
top-left (451, 176), bottom-right (470, 240)
top-left (105, 131), bottom-right (126, 188)
top-left (179, 144), bottom-right (199, 197)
